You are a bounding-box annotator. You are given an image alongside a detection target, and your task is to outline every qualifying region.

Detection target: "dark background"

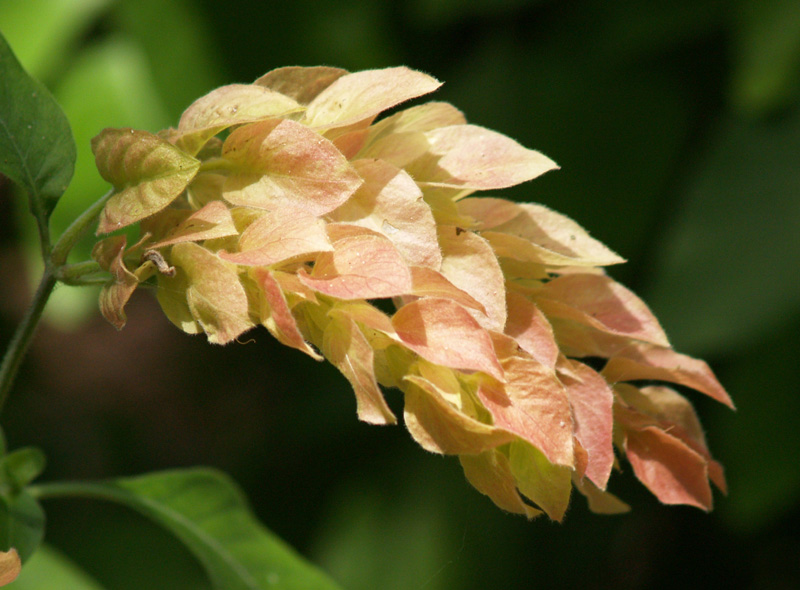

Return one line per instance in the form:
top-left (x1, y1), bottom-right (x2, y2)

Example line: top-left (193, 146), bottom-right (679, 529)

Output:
top-left (2, 0), bottom-right (799, 588)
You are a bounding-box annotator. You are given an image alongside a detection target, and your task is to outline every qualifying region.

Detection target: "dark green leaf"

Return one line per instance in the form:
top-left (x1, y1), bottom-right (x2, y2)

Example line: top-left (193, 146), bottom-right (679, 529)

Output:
top-left (0, 30), bottom-right (76, 222)
top-left (0, 491), bottom-right (45, 563)
top-left (71, 469), bottom-right (344, 590)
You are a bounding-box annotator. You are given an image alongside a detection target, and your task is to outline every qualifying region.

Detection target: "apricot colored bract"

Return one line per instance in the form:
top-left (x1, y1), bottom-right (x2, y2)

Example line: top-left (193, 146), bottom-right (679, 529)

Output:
top-left (91, 66), bottom-right (732, 520)
top-left (0, 549), bottom-right (20, 586)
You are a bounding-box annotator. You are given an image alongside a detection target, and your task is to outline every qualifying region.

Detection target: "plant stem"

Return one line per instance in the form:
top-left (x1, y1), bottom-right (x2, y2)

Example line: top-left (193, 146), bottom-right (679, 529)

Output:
top-left (55, 261), bottom-right (107, 285)
top-left (29, 481), bottom-right (123, 503)
top-left (0, 270), bottom-right (57, 413)
top-left (33, 211), bottom-right (52, 266)
top-left (0, 189), bottom-right (114, 413)
top-left (50, 189), bottom-right (114, 267)
top-left (198, 157), bottom-right (233, 174)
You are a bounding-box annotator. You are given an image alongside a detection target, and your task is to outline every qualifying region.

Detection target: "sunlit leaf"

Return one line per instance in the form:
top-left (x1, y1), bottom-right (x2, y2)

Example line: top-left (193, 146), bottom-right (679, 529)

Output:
top-left (504, 291), bottom-right (558, 369)
top-left (616, 384), bottom-right (707, 449)
top-left (357, 102), bottom-right (467, 168)
top-left (392, 298), bottom-right (503, 381)
top-left (622, 425), bottom-right (713, 510)
top-left (438, 225), bottom-right (506, 332)
top-left (324, 311), bottom-right (396, 425)
top-left (460, 450), bottom-right (542, 519)
top-left (477, 356), bottom-right (573, 468)
top-left (407, 267), bottom-right (485, 313)
top-left (508, 440), bottom-right (572, 521)
top-left (219, 207), bottom-right (331, 267)
top-left (459, 198), bottom-right (625, 267)
top-left (615, 384), bottom-right (727, 493)
top-left (302, 67), bottom-right (441, 130)
top-left (252, 268), bottom-right (322, 360)
top-left (147, 201), bottom-right (238, 249)
top-left (93, 128), bottom-right (200, 233)
top-left (326, 301), bottom-right (396, 345)
top-left (536, 274), bottom-right (670, 347)
top-left (602, 343), bottom-right (734, 408)
top-left (364, 102), bottom-right (466, 144)
top-left (403, 375), bottom-right (513, 455)
top-left (455, 196), bottom-right (522, 229)
top-left (173, 84), bottom-right (303, 155)
top-left (163, 242), bottom-right (253, 344)
top-left (254, 66), bottom-right (348, 105)
top-left (357, 131), bottom-right (431, 170)
top-left (406, 124), bottom-right (558, 190)
top-left (328, 159), bottom-right (442, 269)
top-left (299, 234), bottom-right (412, 300)
top-left (221, 119), bottom-right (362, 215)
top-left (558, 359), bottom-right (614, 489)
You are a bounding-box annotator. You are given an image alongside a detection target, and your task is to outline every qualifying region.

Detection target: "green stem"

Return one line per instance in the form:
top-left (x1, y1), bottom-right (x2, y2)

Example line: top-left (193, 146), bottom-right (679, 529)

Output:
top-left (0, 270), bottom-right (57, 413)
top-left (34, 211), bottom-right (52, 266)
top-left (50, 188), bottom-right (114, 267)
top-left (29, 481), bottom-right (124, 503)
top-left (0, 189), bottom-right (114, 413)
top-left (55, 260), bottom-right (107, 286)
top-left (198, 157), bottom-right (233, 174)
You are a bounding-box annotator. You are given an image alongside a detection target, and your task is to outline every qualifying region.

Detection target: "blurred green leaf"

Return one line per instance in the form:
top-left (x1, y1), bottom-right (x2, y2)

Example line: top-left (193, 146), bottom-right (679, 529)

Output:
top-left (644, 105), bottom-right (800, 355)
top-left (714, 317), bottom-right (800, 531)
top-left (301, 1), bottom-right (397, 69)
top-left (0, 448), bottom-right (46, 495)
top-left (0, 491), bottom-right (44, 563)
top-left (8, 544), bottom-right (106, 590)
top-left (41, 469), bottom-right (344, 590)
top-left (0, 30), bottom-right (76, 229)
top-left (405, 0), bottom-right (540, 28)
top-left (312, 478), bottom-right (454, 590)
top-left (116, 0), bottom-right (224, 119)
top-left (0, 0), bottom-right (111, 81)
top-left (731, 0), bottom-right (800, 116)
top-left (593, 0), bottom-right (725, 59)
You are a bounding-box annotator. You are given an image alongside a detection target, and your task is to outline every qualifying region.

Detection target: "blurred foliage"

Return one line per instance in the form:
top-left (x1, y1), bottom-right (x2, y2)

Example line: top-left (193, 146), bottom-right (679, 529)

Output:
top-left (9, 545), bottom-right (105, 590)
top-left (1, 0), bottom-right (799, 588)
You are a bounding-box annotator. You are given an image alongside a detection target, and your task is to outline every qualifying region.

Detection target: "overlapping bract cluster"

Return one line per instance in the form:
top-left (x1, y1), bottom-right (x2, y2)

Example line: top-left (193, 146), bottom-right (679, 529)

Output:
top-left (91, 66), bottom-right (733, 520)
